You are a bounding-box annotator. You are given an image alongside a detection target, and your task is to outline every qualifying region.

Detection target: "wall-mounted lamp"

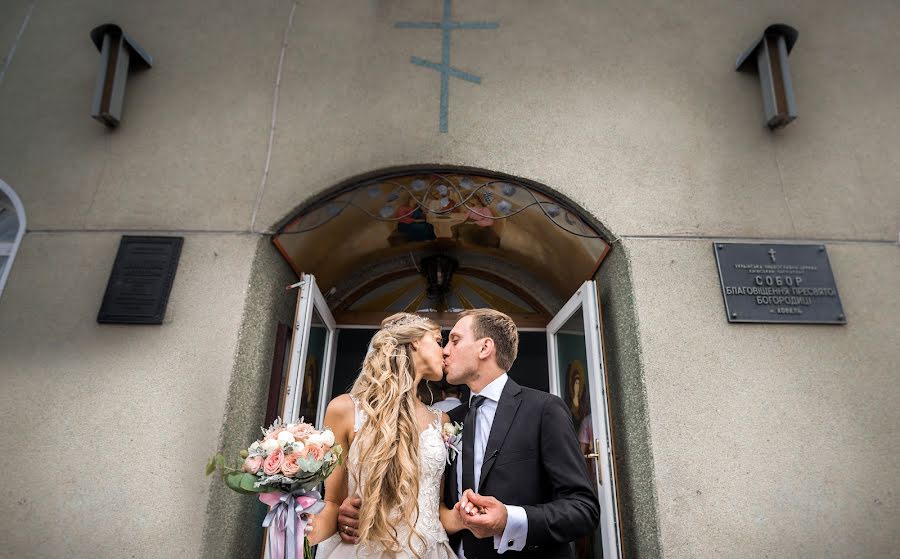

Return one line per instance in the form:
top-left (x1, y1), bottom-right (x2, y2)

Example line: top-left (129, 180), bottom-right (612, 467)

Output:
top-left (90, 24), bottom-right (152, 128)
top-left (736, 24), bottom-right (799, 129)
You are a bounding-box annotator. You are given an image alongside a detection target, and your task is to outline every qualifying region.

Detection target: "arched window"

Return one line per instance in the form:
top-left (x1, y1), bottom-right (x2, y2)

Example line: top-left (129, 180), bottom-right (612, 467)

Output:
top-left (0, 180), bottom-right (26, 300)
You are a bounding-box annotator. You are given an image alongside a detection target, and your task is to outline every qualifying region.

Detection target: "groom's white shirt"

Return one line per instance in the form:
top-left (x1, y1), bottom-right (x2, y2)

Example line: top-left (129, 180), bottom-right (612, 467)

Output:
top-left (455, 373), bottom-right (528, 557)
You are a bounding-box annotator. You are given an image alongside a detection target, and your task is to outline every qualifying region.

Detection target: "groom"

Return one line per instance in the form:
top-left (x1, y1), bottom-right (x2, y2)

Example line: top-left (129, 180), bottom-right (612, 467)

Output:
top-left (338, 309), bottom-right (600, 558)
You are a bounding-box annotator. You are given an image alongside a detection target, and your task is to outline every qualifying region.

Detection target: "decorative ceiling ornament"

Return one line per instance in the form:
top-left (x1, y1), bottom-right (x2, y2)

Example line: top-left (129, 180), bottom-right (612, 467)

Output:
top-left (279, 172), bottom-right (604, 240)
top-left (273, 169), bottom-right (611, 302)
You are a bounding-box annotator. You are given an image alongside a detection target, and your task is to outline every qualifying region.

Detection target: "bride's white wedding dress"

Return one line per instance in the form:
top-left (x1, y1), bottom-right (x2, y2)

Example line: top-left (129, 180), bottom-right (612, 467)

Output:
top-left (315, 399), bottom-right (455, 559)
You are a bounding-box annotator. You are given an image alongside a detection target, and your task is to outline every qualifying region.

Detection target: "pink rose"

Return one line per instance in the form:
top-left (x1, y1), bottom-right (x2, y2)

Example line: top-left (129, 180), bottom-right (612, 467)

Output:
top-left (263, 447), bottom-right (284, 476)
top-left (281, 452), bottom-right (300, 477)
top-left (289, 423), bottom-right (315, 438)
top-left (242, 455), bottom-right (263, 474)
top-left (266, 427), bottom-right (285, 440)
top-left (305, 444), bottom-right (324, 461)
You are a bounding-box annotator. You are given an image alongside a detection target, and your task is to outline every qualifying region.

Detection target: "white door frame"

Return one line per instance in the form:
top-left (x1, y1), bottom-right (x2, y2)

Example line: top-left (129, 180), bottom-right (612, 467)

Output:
top-left (281, 274), bottom-right (338, 428)
top-left (0, 179), bottom-right (26, 300)
top-left (546, 280), bottom-right (622, 559)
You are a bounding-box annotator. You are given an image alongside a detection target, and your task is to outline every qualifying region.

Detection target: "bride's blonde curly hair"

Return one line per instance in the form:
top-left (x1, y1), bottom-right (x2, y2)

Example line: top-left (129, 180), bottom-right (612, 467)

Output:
top-left (350, 312), bottom-right (441, 557)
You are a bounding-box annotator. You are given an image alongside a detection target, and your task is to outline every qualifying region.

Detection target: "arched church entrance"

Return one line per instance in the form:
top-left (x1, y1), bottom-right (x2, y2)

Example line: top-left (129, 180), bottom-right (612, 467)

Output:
top-left (268, 167), bottom-right (623, 559)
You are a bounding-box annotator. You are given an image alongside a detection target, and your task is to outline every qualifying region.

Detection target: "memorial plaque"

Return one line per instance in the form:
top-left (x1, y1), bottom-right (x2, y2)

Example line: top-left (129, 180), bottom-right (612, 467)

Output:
top-left (97, 236), bottom-right (183, 324)
top-left (714, 243), bottom-right (846, 324)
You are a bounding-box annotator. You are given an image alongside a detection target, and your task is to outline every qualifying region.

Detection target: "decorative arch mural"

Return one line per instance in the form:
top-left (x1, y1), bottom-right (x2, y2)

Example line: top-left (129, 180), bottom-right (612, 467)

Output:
top-left (273, 168), bottom-right (611, 321)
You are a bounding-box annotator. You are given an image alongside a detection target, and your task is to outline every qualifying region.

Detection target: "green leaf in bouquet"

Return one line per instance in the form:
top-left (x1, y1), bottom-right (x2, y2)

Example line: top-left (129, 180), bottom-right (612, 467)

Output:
top-left (223, 472), bottom-right (248, 493)
top-left (291, 472), bottom-right (314, 486)
top-left (205, 456), bottom-right (217, 476)
top-left (224, 472), bottom-right (261, 495)
top-left (239, 472), bottom-right (262, 493)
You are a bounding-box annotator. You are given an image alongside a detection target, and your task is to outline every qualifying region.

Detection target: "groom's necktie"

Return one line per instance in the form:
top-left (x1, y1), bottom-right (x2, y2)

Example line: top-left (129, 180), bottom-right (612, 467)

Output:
top-left (462, 395), bottom-right (487, 494)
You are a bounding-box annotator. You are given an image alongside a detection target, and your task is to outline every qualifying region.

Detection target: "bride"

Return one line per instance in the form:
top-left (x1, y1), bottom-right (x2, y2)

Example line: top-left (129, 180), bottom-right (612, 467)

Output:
top-left (307, 313), bottom-right (463, 558)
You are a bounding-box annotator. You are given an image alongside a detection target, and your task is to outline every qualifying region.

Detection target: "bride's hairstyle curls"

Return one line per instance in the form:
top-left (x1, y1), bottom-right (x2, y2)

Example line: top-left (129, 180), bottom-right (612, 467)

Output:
top-left (350, 312), bottom-right (440, 557)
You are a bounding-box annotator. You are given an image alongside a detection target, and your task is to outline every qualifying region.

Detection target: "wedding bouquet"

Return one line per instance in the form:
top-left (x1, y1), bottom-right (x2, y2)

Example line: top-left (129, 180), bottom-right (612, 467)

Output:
top-left (207, 418), bottom-right (343, 559)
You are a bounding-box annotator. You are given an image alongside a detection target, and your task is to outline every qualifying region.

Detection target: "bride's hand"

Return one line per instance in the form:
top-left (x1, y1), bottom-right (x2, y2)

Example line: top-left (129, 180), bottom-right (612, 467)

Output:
top-left (456, 491), bottom-right (507, 539)
top-left (439, 502), bottom-right (467, 535)
top-left (457, 489), bottom-right (486, 517)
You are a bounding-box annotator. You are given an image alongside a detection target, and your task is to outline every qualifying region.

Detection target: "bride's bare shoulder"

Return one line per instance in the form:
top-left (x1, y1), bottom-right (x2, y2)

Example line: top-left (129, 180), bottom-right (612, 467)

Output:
top-left (323, 394), bottom-right (355, 430)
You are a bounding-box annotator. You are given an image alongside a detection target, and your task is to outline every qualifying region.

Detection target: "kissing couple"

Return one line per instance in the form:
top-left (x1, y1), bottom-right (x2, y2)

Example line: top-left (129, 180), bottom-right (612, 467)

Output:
top-left (305, 309), bottom-right (600, 558)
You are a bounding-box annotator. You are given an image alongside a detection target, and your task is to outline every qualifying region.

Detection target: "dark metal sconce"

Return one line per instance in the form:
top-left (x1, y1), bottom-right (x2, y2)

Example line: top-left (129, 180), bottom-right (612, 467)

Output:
top-left (736, 24), bottom-right (799, 129)
top-left (90, 24), bottom-right (152, 128)
top-left (420, 254), bottom-right (458, 311)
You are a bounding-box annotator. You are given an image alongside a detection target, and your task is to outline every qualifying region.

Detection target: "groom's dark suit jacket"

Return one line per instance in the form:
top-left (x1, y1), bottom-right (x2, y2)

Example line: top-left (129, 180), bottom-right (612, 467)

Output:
top-left (443, 378), bottom-right (601, 559)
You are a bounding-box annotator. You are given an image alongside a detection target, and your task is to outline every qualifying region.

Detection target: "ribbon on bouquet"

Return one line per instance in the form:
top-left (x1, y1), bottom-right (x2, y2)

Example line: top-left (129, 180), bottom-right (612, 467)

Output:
top-left (260, 489), bottom-right (325, 559)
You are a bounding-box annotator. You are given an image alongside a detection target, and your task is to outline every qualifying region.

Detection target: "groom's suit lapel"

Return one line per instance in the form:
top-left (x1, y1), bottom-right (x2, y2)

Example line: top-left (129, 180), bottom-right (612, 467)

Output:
top-left (478, 378), bottom-right (522, 488)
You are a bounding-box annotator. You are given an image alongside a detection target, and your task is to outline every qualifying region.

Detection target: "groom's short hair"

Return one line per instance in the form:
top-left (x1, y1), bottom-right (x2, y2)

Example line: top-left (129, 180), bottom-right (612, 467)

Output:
top-left (458, 309), bottom-right (519, 371)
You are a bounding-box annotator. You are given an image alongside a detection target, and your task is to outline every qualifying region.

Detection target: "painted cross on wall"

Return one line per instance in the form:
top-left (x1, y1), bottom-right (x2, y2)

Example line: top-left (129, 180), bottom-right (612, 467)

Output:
top-left (395, 0), bottom-right (499, 133)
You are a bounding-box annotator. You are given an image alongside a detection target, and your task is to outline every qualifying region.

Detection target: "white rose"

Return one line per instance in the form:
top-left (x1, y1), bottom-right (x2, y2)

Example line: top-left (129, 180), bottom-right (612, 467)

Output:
top-left (249, 441), bottom-right (261, 452)
top-left (277, 431), bottom-right (296, 445)
top-left (306, 433), bottom-right (324, 446)
top-left (291, 441), bottom-right (306, 453)
top-left (262, 438), bottom-right (280, 452)
top-left (322, 430), bottom-right (335, 447)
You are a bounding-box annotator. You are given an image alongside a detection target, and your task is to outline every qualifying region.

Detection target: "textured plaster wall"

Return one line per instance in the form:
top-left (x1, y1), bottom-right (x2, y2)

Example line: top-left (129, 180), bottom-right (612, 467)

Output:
top-left (626, 239), bottom-right (900, 558)
top-left (201, 238), bottom-right (297, 559)
top-left (0, 0), bottom-right (898, 558)
top-left (0, 1), bottom-right (895, 241)
top-left (596, 245), bottom-right (661, 558)
top-left (0, 0), bottom-right (290, 231)
top-left (0, 232), bottom-right (258, 558)
top-left (255, 0), bottom-right (899, 242)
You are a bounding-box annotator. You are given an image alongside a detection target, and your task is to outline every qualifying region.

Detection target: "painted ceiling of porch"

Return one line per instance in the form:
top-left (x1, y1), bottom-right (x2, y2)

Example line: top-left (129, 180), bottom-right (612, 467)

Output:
top-left (273, 171), bottom-right (610, 316)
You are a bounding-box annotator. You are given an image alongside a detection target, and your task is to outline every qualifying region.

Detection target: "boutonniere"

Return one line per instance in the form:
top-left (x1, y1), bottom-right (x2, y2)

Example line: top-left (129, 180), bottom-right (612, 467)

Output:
top-left (441, 422), bottom-right (463, 464)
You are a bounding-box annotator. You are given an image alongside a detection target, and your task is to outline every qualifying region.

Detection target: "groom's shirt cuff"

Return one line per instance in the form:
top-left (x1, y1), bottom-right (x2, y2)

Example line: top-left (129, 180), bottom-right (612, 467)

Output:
top-left (493, 505), bottom-right (527, 553)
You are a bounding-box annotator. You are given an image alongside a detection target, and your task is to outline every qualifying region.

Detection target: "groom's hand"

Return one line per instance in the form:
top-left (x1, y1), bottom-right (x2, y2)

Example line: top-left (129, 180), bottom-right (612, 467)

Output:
top-left (457, 490), bottom-right (508, 539)
top-left (337, 495), bottom-right (362, 544)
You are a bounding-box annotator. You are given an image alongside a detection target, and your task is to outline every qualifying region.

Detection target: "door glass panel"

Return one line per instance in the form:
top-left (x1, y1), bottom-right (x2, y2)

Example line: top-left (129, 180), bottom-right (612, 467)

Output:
top-left (556, 308), bottom-right (590, 437)
top-left (298, 307), bottom-right (328, 424)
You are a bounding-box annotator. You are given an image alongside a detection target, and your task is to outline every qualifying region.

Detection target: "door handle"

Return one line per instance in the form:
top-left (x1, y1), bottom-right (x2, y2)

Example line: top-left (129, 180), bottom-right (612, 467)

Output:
top-left (583, 438), bottom-right (602, 487)
top-left (583, 437), bottom-right (602, 461)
